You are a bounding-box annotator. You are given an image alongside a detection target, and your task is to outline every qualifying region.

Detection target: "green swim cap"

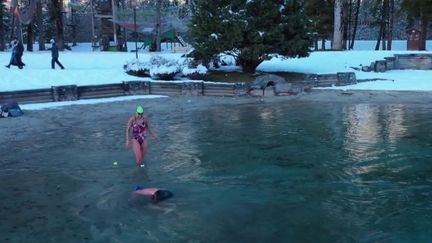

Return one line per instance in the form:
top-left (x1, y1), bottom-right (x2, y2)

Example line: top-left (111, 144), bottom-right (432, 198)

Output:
top-left (136, 105), bottom-right (144, 114)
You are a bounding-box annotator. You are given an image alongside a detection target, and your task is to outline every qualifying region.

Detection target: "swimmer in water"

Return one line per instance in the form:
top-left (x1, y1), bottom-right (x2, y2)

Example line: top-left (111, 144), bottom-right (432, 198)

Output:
top-left (126, 105), bottom-right (159, 167)
top-left (134, 186), bottom-right (173, 203)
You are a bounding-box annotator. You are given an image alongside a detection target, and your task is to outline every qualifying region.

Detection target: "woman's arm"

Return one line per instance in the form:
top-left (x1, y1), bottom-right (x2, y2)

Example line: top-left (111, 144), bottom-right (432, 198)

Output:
top-left (146, 118), bottom-right (159, 140)
top-left (126, 117), bottom-right (132, 146)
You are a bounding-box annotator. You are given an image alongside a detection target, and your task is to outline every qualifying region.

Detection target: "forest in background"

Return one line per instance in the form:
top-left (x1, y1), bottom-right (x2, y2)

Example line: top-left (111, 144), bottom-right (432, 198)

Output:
top-left (0, 0), bottom-right (431, 52)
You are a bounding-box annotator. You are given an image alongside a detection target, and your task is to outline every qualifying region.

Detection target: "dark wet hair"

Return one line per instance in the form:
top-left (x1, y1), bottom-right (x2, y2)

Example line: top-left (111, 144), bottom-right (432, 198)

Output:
top-left (151, 190), bottom-right (173, 204)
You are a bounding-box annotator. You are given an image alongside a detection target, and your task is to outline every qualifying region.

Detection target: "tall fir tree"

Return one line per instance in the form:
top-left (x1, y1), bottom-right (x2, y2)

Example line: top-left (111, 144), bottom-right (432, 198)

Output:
top-left (0, 0), bottom-right (8, 51)
top-left (190, 0), bottom-right (313, 73)
top-left (305, 0), bottom-right (333, 50)
top-left (402, 0), bottom-right (432, 50)
top-left (45, 0), bottom-right (57, 42)
top-left (36, 0), bottom-right (45, 51)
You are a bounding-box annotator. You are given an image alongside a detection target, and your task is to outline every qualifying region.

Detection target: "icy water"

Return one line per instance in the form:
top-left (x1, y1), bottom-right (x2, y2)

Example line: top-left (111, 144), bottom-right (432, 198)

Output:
top-left (1, 99), bottom-right (432, 242)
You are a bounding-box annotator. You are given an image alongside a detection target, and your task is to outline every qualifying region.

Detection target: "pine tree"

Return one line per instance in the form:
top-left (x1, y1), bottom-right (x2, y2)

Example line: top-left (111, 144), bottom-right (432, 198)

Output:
top-left (0, 0), bottom-right (8, 51)
top-left (45, 0), bottom-right (57, 42)
top-left (402, 0), bottom-right (432, 50)
top-left (36, 0), bottom-right (45, 51)
top-left (305, 0), bottom-right (333, 50)
top-left (190, 0), bottom-right (313, 73)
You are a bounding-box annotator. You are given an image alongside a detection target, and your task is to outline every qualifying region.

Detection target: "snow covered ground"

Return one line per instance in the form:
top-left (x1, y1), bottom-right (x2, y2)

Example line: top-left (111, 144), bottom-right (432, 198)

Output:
top-left (1, 40), bottom-right (432, 94)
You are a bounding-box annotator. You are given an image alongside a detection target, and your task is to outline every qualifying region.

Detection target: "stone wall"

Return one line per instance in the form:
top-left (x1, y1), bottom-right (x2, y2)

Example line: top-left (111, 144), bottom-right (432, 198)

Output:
top-left (367, 54), bottom-right (432, 72)
top-left (0, 81), bottom-right (250, 104)
top-left (395, 54), bottom-right (432, 70)
top-left (249, 72), bottom-right (357, 97)
top-left (2, 72), bottom-right (362, 103)
top-left (304, 72), bottom-right (357, 87)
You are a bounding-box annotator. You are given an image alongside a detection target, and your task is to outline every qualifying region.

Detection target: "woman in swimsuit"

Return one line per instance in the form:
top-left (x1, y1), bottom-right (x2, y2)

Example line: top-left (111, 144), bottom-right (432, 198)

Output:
top-left (126, 105), bottom-right (159, 167)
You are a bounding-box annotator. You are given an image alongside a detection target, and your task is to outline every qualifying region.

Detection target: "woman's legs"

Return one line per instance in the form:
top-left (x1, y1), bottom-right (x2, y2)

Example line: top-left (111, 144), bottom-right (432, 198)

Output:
top-left (140, 140), bottom-right (148, 165)
top-left (131, 139), bottom-right (143, 166)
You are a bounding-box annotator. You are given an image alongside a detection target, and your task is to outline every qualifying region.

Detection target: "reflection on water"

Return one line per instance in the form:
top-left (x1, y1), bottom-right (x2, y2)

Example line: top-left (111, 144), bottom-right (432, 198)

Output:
top-left (343, 104), bottom-right (409, 162)
top-left (1, 100), bottom-right (432, 242)
top-left (385, 105), bottom-right (407, 144)
top-left (344, 104), bottom-right (382, 161)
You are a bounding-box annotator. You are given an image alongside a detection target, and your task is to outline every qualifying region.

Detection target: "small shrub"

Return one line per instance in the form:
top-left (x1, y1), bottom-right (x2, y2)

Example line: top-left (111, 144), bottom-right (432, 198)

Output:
top-left (124, 59), bottom-right (150, 77)
top-left (149, 55), bottom-right (180, 80)
top-left (182, 64), bottom-right (208, 80)
top-left (150, 65), bottom-right (180, 80)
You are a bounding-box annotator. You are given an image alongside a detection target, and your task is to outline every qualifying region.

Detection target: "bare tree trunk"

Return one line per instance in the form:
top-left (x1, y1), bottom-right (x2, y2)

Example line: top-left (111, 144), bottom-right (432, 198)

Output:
top-left (375, 24), bottom-right (383, 50)
top-left (344, 0), bottom-right (352, 50)
top-left (387, 0), bottom-right (394, 50)
top-left (71, 9), bottom-right (77, 46)
top-left (9, 2), bottom-right (16, 41)
top-left (111, 0), bottom-right (117, 45)
top-left (0, 26), bottom-right (3, 51)
top-left (54, 0), bottom-right (64, 50)
top-left (0, 2), bottom-right (4, 51)
top-left (156, 0), bottom-right (161, 52)
top-left (36, 0), bottom-right (45, 51)
top-left (381, 0), bottom-right (387, 50)
top-left (90, 0), bottom-right (96, 43)
top-left (332, 0), bottom-right (343, 50)
top-left (420, 14), bottom-right (428, 50)
top-left (375, 0), bottom-right (386, 50)
top-left (321, 40), bottom-right (326, 50)
top-left (350, 0), bottom-right (360, 50)
top-left (17, 21), bottom-right (22, 42)
top-left (26, 23), bottom-right (33, 51)
top-left (9, 16), bottom-right (15, 41)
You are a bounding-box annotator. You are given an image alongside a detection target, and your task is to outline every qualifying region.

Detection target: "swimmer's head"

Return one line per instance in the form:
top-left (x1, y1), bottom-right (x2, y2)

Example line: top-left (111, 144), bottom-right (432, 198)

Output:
top-left (136, 105), bottom-right (144, 115)
top-left (151, 190), bottom-right (161, 203)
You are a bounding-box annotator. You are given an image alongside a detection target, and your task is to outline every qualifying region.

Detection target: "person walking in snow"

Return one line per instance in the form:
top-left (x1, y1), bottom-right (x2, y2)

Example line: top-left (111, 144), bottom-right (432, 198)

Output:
top-left (5, 38), bottom-right (25, 69)
top-left (15, 40), bottom-right (25, 68)
top-left (5, 37), bottom-right (24, 69)
top-left (5, 38), bottom-right (17, 68)
top-left (50, 40), bottom-right (64, 69)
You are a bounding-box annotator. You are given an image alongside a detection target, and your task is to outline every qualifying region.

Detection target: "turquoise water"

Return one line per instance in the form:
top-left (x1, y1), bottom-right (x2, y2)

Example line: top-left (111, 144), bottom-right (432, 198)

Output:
top-left (1, 100), bottom-right (432, 242)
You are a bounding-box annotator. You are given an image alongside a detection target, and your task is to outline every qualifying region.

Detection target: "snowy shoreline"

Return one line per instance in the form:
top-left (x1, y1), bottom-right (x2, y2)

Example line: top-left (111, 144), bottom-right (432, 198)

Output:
top-left (1, 41), bottom-right (432, 97)
top-left (11, 89), bottom-right (432, 112)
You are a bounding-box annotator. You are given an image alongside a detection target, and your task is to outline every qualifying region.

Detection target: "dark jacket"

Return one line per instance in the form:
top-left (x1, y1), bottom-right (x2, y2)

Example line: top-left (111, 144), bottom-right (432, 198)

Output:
top-left (51, 43), bottom-right (59, 58)
top-left (16, 41), bottom-right (24, 56)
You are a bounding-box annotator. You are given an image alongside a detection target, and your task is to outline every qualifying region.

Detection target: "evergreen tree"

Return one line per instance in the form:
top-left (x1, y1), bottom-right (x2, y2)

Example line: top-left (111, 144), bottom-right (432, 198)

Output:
top-left (45, 0), bottom-right (56, 42)
top-left (36, 0), bottom-right (45, 51)
top-left (305, 0), bottom-right (333, 50)
top-left (0, 0), bottom-right (8, 51)
top-left (402, 0), bottom-right (432, 50)
top-left (190, 0), bottom-right (313, 73)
